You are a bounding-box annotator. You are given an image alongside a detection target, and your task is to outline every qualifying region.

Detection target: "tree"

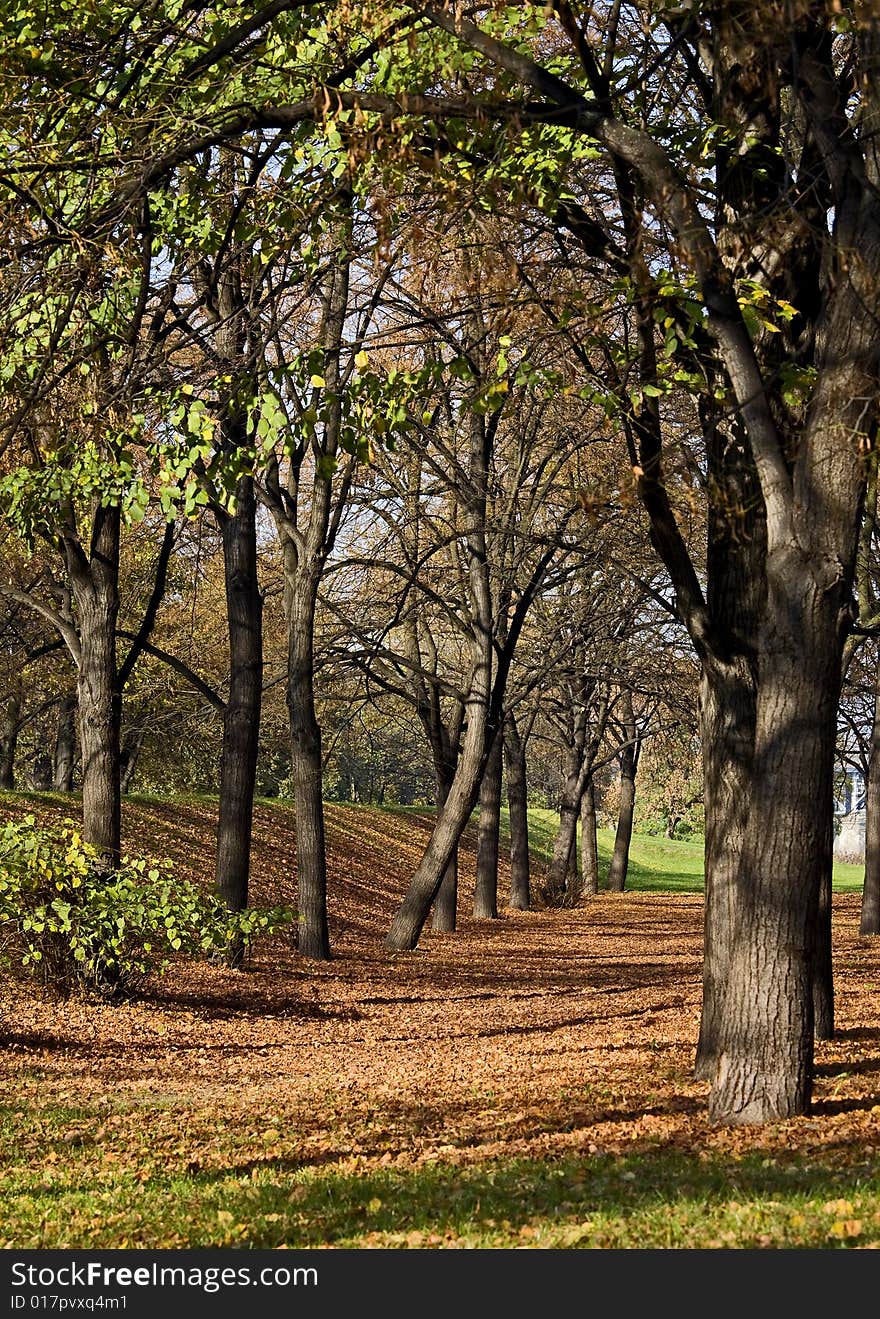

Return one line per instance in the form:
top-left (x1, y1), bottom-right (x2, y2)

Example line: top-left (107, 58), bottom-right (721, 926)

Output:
top-left (342, 0), bottom-right (880, 1124)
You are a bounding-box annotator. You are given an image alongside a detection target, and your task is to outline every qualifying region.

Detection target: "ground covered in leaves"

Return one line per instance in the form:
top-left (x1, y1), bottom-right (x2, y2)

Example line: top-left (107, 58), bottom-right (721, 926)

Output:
top-left (1, 794), bottom-right (880, 1249)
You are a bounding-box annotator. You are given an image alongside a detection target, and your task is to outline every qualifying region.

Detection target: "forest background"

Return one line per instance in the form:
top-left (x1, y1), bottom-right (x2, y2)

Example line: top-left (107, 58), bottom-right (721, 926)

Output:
top-left (2, 0), bottom-right (880, 1249)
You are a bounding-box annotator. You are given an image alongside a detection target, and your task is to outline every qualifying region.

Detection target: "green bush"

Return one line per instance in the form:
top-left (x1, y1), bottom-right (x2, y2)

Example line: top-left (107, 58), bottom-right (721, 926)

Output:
top-left (0, 816), bottom-right (292, 997)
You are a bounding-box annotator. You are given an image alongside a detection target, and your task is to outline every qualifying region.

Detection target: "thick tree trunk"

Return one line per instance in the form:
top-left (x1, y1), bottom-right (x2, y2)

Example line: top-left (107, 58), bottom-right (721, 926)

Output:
top-left (215, 478), bottom-right (263, 967)
top-left (0, 685), bottom-right (22, 789)
top-left (709, 599), bottom-right (841, 1124)
top-left (53, 692), bottom-right (77, 791)
top-left (287, 571), bottom-right (330, 961)
top-left (607, 694), bottom-right (638, 893)
top-left (71, 505), bottom-right (121, 867)
top-left (695, 659), bottom-right (757, 1079)
top-left (580, 778), bottom-right (599, 896)
top-left (861, 675), bottom-right (880, 935)
top-left (473, 731), bottom-right (502, 919)
top-left (504, 714), bottom-right (530, 910)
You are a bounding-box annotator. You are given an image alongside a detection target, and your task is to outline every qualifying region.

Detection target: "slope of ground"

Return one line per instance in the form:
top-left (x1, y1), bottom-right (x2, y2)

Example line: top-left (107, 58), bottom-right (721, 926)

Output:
top-left (0, 792), bottom-right (878, 1249)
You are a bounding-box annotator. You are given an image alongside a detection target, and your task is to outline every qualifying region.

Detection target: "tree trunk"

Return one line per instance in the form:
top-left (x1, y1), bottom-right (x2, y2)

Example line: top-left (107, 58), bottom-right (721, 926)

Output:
top-left (215, 477), bottom-right (263, 967)
top-left (693, 403), bottom-right (764, 1080)
top-left (70, 505), bottom-right (121, 867)
top-left (606, 766), bottom-right (635, 892)
top-left (813, 864), bottom-right (834, 1040)
top-left (566, 827), bottom-right (578, 887)
top-left (473, 730), bottom-right (502, 919)
top-left (32, 748), bottom-right (53, 791)
top-left (695, 658), bottom-right (757, 1079)
top-left (385, 705), bottom-right (490, 950)
top-left (430, 771), bottom-right (459, 933)
top-left (580, 778), bottom-right (599, 896)
top-left (544, 793), bottom-right (581, 904)
top-left (0, 685), bottom-right (22, 789)
top-left (709, 594), bottom-right (841, 1124)
top-left (504, 713), bottom-right (530, 910)
top-left (386, 380), bottom-right (496, 952)
top-left (861, 673), bottom-right (880, 935)
top-left (53, 692), bottom-right (77, 791)
top-left (607, 693), bottom-right (638, 893)
top-left (119, 727), bottom-right (144, 795)
top-left (286, 570), bottom-right (330, 961)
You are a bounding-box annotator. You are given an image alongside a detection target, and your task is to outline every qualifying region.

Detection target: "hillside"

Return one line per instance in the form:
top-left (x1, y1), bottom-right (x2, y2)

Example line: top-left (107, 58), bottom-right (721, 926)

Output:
top-left (1, 792), bottom-right (878, 1251)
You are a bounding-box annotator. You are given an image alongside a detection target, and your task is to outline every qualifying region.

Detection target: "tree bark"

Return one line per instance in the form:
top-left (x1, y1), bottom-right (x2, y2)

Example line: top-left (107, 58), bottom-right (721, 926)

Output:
top-left (709, 585), bottom-right (842, 1124)
top-left (286, 566), bottom-right (330, 960)
top-left (607, 692), bottom-right (638, 893)
top-left (473, 730), bottom-right (502, 919)
top-left (695, 658), bottom-right (757, 1079)
top-left (69, 504), bottom-right (122, 867)
top-left (53, 692), bottom-right (77, 791)
top-left (430, 770), bottom-right (459, 932)
top-left (0, 684), bottom-right (22, 789)
top-left (385, 694), bottom-right (491, 950)
top-left (215, 476), bottom-right (263, 967)
top-left (504, 713), bottom-right (530, 910)
top-left (544, 738), bottom-right (582, 903)
top-left (543, 688), bottom-right (608, 904)
top-left (693, 400), bottom-right (764, 1081)
top-left (386, 370), bottom-right (497, 952)
top-left (580, 777), bottom-right (599, 896)
top-left (861, 673), bottom-right (880, 935)
top-left (813, 863), bottom-right (834, 1039)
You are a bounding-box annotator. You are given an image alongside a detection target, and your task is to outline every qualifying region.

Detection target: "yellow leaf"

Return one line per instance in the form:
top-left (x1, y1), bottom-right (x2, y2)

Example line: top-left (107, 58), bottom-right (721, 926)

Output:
top-left (310, 374), bottom-right (325, 388)
top-left (830, 1219), bottom-right (862, 1238)
top-left (355, 350), bottom-right (369, 370)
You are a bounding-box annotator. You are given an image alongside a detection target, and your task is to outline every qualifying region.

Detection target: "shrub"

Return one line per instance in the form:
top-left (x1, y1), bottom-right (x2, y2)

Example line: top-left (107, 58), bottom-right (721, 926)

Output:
top-left (0, 816), bottom-right (292, 997)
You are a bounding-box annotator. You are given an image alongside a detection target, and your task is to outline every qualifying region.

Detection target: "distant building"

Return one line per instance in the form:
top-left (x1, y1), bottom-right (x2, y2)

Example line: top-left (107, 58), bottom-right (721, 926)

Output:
top-left (834, 770), bottom-right (866, 863)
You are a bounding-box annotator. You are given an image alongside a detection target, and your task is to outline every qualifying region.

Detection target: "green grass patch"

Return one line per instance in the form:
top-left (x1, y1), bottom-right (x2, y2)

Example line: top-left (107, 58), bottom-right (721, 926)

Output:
top-left (1, 1098), bottom-right (878, 1249)
top-left (503, 807), bottom-right (865, 895)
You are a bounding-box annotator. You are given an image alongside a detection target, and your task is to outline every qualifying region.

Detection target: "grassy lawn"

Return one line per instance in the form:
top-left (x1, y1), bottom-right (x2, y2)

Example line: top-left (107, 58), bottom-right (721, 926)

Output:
top-left (508, 806), bottom-right (866, 894)
top-left (3, 1094), bottom-right (879, 1249)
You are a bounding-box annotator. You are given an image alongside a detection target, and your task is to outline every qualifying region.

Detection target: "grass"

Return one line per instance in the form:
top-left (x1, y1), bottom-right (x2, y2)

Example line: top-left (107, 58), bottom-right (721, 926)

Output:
top-left (3, 1097), bottom-right (879, 1249)
top-left (505, 806), bottom-right (867, 894)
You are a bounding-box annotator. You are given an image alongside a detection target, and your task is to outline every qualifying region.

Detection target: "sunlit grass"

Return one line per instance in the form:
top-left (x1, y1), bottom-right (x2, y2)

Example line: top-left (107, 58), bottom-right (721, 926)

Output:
top-left (501, 807), bottom-right (865, 894)
top-left (1, 1098), bottom-right (877, 1249)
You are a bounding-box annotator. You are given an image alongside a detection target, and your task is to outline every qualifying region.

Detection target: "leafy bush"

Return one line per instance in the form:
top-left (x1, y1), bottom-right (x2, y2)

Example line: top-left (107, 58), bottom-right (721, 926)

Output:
top-left (0, 816), bottom-right (292, 997)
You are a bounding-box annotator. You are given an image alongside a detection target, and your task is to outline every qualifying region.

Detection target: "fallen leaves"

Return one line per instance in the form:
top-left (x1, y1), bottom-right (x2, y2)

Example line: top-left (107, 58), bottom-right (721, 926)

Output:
top-left (0, 796), bottom-right (879, 1248)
